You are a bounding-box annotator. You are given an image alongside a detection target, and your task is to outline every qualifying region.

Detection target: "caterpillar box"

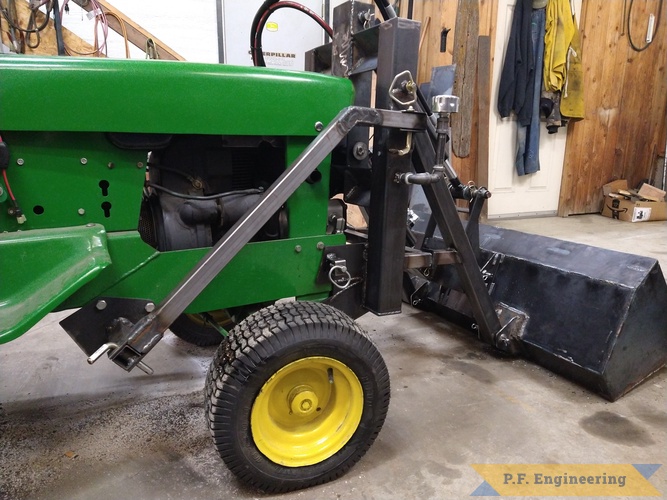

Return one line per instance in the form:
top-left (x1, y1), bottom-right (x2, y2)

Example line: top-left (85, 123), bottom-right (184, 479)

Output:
top-left (601, 180), bottom-right (667, 222)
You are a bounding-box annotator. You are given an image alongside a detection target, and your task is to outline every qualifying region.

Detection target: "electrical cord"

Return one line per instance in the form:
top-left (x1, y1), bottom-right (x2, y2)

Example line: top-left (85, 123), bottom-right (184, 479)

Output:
top-left (101, 10), bottom-right (129, 58)
top-left (251, 0), bottom-right (332, 67)
top-left (627, 0), bottom-right (663, 52)
top-left (0, 0), bottom-right (52, 35)
top-left (60, 0), bottom-right (108, 56)
top-left (147, 162), bottom-right (197, 183)
top-left (0, 133), bottom-right (24, 223)
top-left (0, 133), bottom-right (14, 202)
top-left (25, 7), bottom-right (42, 48)
top-left (1, 168), bottom-right (15, 201)
top-left (147, 184), bottom-right (264, 201)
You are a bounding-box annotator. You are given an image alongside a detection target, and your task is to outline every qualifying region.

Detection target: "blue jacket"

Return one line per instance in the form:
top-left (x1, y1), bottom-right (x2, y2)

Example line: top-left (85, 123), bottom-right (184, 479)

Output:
top-left (497, 0), bottom-right (535, 126)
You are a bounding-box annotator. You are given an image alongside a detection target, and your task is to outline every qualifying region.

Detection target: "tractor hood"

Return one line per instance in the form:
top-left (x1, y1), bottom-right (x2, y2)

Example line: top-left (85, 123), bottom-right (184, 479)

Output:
top-left (0, 55), bottom-right (354, 136)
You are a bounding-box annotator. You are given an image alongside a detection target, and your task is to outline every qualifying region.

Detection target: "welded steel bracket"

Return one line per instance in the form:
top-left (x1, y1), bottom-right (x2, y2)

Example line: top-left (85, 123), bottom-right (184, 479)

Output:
top-left (81, 106), bottom-right (426, 372)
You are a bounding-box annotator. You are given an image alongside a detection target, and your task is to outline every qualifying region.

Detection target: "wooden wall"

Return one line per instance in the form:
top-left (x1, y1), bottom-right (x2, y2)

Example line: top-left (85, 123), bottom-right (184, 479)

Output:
top-left (411, 0), bottom-right (666, 216)
top-left (559, 0), bottom-right (667, 215)
top-left (410, 0), bottom-right (497, 187)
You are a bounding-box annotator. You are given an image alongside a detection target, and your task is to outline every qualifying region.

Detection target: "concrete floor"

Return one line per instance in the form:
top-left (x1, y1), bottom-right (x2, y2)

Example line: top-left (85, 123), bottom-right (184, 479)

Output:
top-left (1, 214), bottom-right (665, 500)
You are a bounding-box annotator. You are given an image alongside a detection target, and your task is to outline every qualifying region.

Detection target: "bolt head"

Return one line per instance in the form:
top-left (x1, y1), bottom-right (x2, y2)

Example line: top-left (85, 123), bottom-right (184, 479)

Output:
top-left (80, 158), bottom-right (88, 165)
top-left (16, 158), bottom-right (24, 166)
top-left (77, 208), bottom-right (86, 215)
top-left (96, 300), bottom-right (107, 311)
top-left (352, 142), bottom-right (369, 160)
top-left (314, 121), bottom-right (324, 132)
top-left (145, 302), bottom-right (156, 313)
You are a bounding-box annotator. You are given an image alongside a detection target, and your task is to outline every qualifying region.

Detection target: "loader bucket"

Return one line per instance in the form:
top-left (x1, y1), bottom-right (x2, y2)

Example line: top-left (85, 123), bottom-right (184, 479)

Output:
top-left (478, 225), bottom-right (667, 401)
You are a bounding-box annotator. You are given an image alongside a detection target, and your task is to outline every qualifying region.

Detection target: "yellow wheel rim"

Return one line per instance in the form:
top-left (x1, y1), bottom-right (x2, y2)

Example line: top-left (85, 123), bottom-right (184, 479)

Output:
top-left (185, 310), bottom-right (234, 329)
top-left (250, 356), bottom-right (364, 467)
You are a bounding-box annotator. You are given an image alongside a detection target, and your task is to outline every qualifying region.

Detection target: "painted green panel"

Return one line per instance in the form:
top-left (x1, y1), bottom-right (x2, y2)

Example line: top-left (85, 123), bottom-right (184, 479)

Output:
top-left (0, 132), bottom-right (146, 233)
top-left (0, 224), bottom-right (111, 343)
top-left (0, 56), bottom-right (354, 136)
top-left (286, 137), bottom-right (332, 238)
top-left (59, 232), bottom-right (345, 313)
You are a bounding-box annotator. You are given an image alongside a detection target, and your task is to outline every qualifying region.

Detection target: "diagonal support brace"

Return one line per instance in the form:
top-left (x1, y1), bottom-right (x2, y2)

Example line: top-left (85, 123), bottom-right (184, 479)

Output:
top-left (104, 106), bottom-right (426, 372)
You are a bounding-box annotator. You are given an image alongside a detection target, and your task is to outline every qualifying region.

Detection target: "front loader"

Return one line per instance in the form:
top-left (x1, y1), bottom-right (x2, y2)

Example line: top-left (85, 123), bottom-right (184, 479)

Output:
top-left (1, 0), bottom-right (666, 493)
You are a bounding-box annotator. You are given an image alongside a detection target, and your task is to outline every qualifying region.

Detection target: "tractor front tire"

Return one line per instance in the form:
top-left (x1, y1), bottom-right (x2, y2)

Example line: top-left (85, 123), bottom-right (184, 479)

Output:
top-left (204, 301), bottom-right (390, 493)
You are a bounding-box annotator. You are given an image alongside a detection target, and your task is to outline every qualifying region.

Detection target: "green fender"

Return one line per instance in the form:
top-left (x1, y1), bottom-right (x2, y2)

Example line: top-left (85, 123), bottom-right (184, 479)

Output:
top-left (0, 224), bottom-right (111, 343)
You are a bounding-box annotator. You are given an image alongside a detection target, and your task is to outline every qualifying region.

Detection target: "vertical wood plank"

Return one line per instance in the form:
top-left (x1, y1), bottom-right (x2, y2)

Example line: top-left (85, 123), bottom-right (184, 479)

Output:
top-left (476, 35), bottom-right (491, 219)
top-left (451, 0), bottom-right (479, 158)
top-left (413, 0), bottom-right (458, 84)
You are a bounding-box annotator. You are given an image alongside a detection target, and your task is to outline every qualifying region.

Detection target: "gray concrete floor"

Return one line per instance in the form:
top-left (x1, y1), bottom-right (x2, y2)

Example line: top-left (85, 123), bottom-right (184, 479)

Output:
top-left (1, 214), bottom-right (665, 500)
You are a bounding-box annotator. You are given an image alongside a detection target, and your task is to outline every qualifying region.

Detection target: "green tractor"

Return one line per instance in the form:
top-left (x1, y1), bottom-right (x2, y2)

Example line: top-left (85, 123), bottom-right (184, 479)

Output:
top-left (1, 0), bottom-right (665, 493)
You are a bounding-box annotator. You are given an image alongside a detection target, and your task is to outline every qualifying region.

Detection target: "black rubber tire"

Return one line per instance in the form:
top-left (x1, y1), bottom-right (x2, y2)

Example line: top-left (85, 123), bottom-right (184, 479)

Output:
top-left (204, 301), bottom-right (390, 493)
top-left (170, 313), bottom-right (227, 347)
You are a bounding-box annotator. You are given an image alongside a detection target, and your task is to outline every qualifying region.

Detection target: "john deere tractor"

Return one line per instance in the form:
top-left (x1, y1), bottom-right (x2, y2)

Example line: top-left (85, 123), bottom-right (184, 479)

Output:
top-left (1, 0), bottom-right (665, 492)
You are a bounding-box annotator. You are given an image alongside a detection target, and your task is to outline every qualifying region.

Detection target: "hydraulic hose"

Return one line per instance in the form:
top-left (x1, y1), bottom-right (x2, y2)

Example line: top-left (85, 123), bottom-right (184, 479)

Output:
top-left (251, 1), bottom-right (332, 67)
top-left (250, 0), bottom-right (278, 66)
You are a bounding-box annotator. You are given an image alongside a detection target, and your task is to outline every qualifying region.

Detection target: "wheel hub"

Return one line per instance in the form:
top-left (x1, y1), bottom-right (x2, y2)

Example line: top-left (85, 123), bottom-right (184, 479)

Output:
top-left (288, 385), bottom-right (318, 416)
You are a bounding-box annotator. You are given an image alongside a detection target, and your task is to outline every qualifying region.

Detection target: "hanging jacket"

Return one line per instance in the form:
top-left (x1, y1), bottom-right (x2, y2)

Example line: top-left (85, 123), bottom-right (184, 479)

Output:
top-left (497, 0), bottom-right (535, 126)
top-left (560, 14), bottom-right (585, 119)
top-left (543, 0), bottom-right (576, 93)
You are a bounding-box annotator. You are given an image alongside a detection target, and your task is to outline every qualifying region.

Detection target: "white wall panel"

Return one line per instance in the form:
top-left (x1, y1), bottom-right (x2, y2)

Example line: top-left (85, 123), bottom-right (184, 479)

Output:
top-left (60, 0), bottom-right (218, 62)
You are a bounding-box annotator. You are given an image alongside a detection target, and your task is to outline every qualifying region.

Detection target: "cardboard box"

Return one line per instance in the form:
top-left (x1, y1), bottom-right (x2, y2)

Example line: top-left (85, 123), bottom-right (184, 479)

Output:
top-left (601, 180), bottom-right (667, 222)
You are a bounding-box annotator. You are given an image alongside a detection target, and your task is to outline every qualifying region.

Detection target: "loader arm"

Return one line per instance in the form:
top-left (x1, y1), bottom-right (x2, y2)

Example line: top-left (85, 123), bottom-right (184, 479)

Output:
top-left (62, 107), bottom-right (427, 374)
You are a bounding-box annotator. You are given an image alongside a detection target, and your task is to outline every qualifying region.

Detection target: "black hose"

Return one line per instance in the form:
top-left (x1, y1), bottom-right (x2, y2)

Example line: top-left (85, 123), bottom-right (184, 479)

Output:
top-left (148, 184), bottom-right (263, 201)
top-left (251, 1), bottom-right (333, 67)
top-left (0, 0), bottom-right (52, 34)
top-left (627, 0), bottom-right (663, 52)
top-left (250, 0), bottom-right (278, 67)
top-left (374, 0), bottom-right (396, 21)
top-left (52, 0), bottom-right (65, 55)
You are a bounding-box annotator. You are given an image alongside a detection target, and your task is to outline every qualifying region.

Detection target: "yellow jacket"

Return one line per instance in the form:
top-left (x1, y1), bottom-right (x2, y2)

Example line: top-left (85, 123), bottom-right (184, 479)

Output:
top-left (543, 0), bottom-right (576, 92)
top-left (560, 17), bottom-right (584, 119)
top-left (544, 0), bottom-right (584, 119)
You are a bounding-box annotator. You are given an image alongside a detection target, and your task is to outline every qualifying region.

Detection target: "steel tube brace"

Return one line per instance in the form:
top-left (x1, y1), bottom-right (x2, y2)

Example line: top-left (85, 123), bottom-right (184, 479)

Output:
top-left (109, 106), bottom-right (426, 371)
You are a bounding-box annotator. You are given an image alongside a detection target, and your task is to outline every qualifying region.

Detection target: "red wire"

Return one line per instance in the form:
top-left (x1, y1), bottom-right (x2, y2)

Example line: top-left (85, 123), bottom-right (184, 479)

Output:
top-left (2, 169), bottom-right (16, 202)
top-left (0, 133), bottom-right (15, 202)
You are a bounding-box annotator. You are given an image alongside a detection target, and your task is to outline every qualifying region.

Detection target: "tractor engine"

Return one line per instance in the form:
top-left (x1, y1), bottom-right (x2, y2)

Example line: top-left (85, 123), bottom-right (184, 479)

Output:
top-left (137, 135), bottom-right (288, 251)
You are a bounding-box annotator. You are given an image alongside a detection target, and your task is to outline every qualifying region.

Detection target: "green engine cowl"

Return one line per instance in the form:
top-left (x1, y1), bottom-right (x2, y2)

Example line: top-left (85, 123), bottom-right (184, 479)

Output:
top-left (0, 55), bottom-right (354, 136)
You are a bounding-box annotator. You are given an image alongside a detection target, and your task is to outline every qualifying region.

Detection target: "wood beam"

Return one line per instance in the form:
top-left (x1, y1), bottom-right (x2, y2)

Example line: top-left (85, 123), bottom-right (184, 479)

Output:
top-left (70, 0), bottom-right (185, 60)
